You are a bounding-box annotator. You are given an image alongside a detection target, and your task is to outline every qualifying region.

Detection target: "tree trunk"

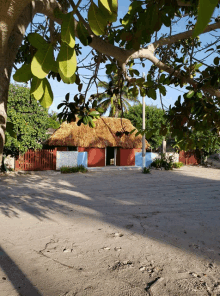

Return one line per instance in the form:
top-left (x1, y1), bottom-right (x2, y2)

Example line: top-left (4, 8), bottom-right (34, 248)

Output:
top-left (0, 61), bottom-right (11, 166)
top-left (0, 1), bottom-right (61, 165)
top-left (114, 109), bottom-right (119, 118)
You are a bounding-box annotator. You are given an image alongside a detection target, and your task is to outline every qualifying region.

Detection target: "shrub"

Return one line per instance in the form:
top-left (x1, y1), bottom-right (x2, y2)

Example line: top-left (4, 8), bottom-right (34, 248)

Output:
top-left (142, 167), bottom-right (150, 174)
top-left (151, 158), bottom-right (161, 168)
top-left (60, 165), bottom-right (88, 174)
top-left (150, 153), bottom-right (174, 170)
top-left (172, 162), bottom-right (184, 168)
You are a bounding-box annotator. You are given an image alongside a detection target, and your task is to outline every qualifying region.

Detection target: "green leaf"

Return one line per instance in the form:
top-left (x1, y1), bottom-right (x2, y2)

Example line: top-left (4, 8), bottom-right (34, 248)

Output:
top-left (61, 12), bottom-right (75, 48)
top-left (108, 0), bottom-right (118, 22)
top-left (13, 64), bottom-right (32, 82)
top-left (57, 42), bottom-right (77, 78)
top-left (98, 0), bottom-right (117, 22)
top-left (31, 77), bottom-right (44, 100)
top-left (135, 130), bottom-right (142, 137)
top-left (31, 44), bottom-right (54, 79)
top-left (57, 103), bottom-right (65, 109)
top-left (159, 74), bottom-right (166, 83)
top-left (83, 116), bottom-right (89, 125)
top-left (97, 107), bottom-right (104, 113)
top-left (89, 120), bottom-right (96, 128)
top-left (196, 92), bottom-right (203, 98)
top-left (59, 69), bottom-right (76, 84)
top-left (193, 0), bottom-right (218, 37)
top-left (88, 2), bottom-right (107, 36)
top-left (130, 128), bottom-right (136, 135)
top-left (194, 63), bottom-right (202, 70)
top-left (28, 33), bottom-right (47, 50)
top-left (89, 111), bottom-right (100, 116)
top-left (186, 90), bottom-right (195, 98)
top-left (158, 85), bottom-right (166, 96)
top-left (39, 78), bottom-right (53, 108)
top-left (214, 57), bottom-right (219, 65)
top-left (147, 88), bottom-right (157, 100)
top-left (99, 0), bottom-right (111, 12)
top-left (77, 22), bottom-right (89, 46)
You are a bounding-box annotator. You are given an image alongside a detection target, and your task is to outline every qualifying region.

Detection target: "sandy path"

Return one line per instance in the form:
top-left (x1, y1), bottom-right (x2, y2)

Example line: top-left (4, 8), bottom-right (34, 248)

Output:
top-left (0, 166), bottom-right (219, 296)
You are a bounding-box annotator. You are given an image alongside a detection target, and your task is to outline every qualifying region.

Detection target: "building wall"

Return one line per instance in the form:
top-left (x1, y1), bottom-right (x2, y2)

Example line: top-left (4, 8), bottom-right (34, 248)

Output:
top-left (119, 148), bottom-right (141, 166)
top-left (135, 152), bottom-right (179, 167)
top-left (56, 151), bottom-right (87, 170)
top-left (78, 147), bottom-right (105, 167)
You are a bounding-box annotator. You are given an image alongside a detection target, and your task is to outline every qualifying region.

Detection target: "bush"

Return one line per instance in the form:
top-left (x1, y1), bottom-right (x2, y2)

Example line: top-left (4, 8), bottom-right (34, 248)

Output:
top-left (151, 158), bottom-right (161, 168)
top-left (142, 167), bottom-right (151, 174)
top-left (60, 165), bottom-right (88, 174)
top-left (151, 153), bottom-right (174, 170)
top-left (172, 162), bottom-right (184, 168)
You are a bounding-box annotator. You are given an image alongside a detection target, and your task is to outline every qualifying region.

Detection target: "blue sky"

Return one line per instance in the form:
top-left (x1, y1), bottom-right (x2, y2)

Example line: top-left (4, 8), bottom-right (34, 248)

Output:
top-left (11, 1), bottom-right (220, 114)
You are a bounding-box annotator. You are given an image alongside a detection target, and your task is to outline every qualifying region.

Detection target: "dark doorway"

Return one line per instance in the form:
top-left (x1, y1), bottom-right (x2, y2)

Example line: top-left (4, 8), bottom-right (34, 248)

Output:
top-left (106, 147), bottom-right (115, 166)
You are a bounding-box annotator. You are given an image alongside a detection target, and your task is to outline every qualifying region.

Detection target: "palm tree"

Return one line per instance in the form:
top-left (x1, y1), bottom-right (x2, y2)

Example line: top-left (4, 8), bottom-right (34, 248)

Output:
top-left (97, 74), bottom-right (139, 118)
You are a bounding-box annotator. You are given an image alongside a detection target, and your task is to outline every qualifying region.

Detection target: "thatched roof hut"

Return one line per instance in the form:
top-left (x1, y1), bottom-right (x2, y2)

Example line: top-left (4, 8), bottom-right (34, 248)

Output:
top-left (46, 117), bottom-right (150, 149)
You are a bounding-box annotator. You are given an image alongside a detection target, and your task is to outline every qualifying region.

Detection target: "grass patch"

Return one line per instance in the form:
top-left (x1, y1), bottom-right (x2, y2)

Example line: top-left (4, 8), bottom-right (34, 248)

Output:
top-left (60, 165), bottom-right (88, 174)
top-left (172, 162), bottom-right (184, 168)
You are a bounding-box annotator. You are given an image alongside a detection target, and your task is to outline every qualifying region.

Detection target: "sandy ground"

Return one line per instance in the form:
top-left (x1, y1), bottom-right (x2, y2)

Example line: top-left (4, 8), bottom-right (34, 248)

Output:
top-left (0, 166), bottom-right (220, 296)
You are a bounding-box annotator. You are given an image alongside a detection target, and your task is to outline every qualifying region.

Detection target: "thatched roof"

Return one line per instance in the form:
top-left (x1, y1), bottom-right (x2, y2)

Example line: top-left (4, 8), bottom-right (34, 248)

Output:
top-left (46, 117), bottom-right (150, 149)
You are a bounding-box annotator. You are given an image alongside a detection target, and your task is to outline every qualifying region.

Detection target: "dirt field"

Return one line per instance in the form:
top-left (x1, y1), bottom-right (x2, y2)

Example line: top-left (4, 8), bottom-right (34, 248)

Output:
top-left (0, 166), bottom-right (220, 296)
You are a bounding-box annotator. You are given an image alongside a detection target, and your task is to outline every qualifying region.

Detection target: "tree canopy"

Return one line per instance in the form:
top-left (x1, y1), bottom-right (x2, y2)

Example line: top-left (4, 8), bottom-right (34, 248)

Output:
top-left (4, 84), bottom-right (50, 157)
top-left (97, 74), bottom-right (139, 117)
top-left (124, 104), bottom-right (167, 150)
top-left (0, 0), bottom-right (220, 163)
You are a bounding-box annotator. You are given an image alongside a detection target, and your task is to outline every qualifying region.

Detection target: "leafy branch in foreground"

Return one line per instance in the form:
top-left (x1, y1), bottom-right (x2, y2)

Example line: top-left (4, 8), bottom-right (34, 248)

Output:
top-left (0, 0), bottom-right (220, 165)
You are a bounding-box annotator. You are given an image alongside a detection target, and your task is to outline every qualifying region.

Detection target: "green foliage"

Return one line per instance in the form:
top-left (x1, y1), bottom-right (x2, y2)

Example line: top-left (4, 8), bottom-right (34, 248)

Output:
top-left (13, 64), bottom-right (32, 83)
top-left (28, 33), bottom-right (48, 50)
top-left (88, 2), bottom-right (107, 36)
top-left (60, 165), bottom-right (88, 173)
top-left (39, 79), bottom-right (54, 108)
top-left (124, 104), bottom-right (168, 150)
top-left (31, 44), bottom-right (54, 79)
top-left (88, 0), bottom-right (118, 36)
top-left (47, 112), bottom-right (62, 130)
top-left (97, 74), bottom-right (139, 117)
top-left (77, 22), bottom-right (90, 46)
top-left (11, 0), bottom-right (220, 153)
top-left (151, 154), bottom-right (174, 170)
top-left (57, 42), bottom-right (77, 78)
top-left (172, 162), bottom-right (184, 168)
top-left (142, 167), bottom-right (150, 174)
top-left (193, 0), bottom-right (219, 37)
top-left (4, 84), bottom-right (50, 157)
top-left (61, 12), bottom-right (75, 48)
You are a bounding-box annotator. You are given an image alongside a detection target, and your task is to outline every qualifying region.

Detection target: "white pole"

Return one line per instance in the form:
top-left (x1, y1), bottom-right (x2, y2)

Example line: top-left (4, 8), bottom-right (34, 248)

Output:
top-left (142, 72), bottom-right (146, 168)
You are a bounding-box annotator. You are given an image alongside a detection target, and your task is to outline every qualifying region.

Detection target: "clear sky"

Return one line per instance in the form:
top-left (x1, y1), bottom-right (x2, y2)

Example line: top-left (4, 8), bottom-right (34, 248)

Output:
top-left (11, 0), bottom-right (220, 115)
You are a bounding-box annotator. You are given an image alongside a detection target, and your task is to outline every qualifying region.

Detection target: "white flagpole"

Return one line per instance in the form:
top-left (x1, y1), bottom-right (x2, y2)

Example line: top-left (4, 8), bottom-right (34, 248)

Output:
top-left (142, 73), bottom-right (146, 168)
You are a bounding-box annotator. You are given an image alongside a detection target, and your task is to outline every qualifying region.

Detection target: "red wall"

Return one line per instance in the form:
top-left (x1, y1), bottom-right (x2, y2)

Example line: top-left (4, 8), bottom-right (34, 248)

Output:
top-left (78, 147), bottom-right (105, 167)
top-left (119, 148), bottom-right (140, 166)
top-left (179, 150), bottom-right (201, 165)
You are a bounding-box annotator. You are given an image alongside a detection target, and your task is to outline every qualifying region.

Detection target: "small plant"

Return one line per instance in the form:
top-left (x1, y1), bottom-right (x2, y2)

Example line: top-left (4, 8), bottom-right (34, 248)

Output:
top-left (151, 158), bottom-right (161, 168)
top-left (172, 162), bottom-right (184, 168)
top-left (142, 167), bottom-right (150, 174)
top-left (151, 153), bottom-right (175, 170)
top-left (60, 165), bottom-right (88, 174)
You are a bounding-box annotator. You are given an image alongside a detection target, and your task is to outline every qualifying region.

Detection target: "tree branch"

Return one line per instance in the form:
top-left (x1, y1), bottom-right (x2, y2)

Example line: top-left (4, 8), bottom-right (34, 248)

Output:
top-left (151, 22), bottom-right (220, 51)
